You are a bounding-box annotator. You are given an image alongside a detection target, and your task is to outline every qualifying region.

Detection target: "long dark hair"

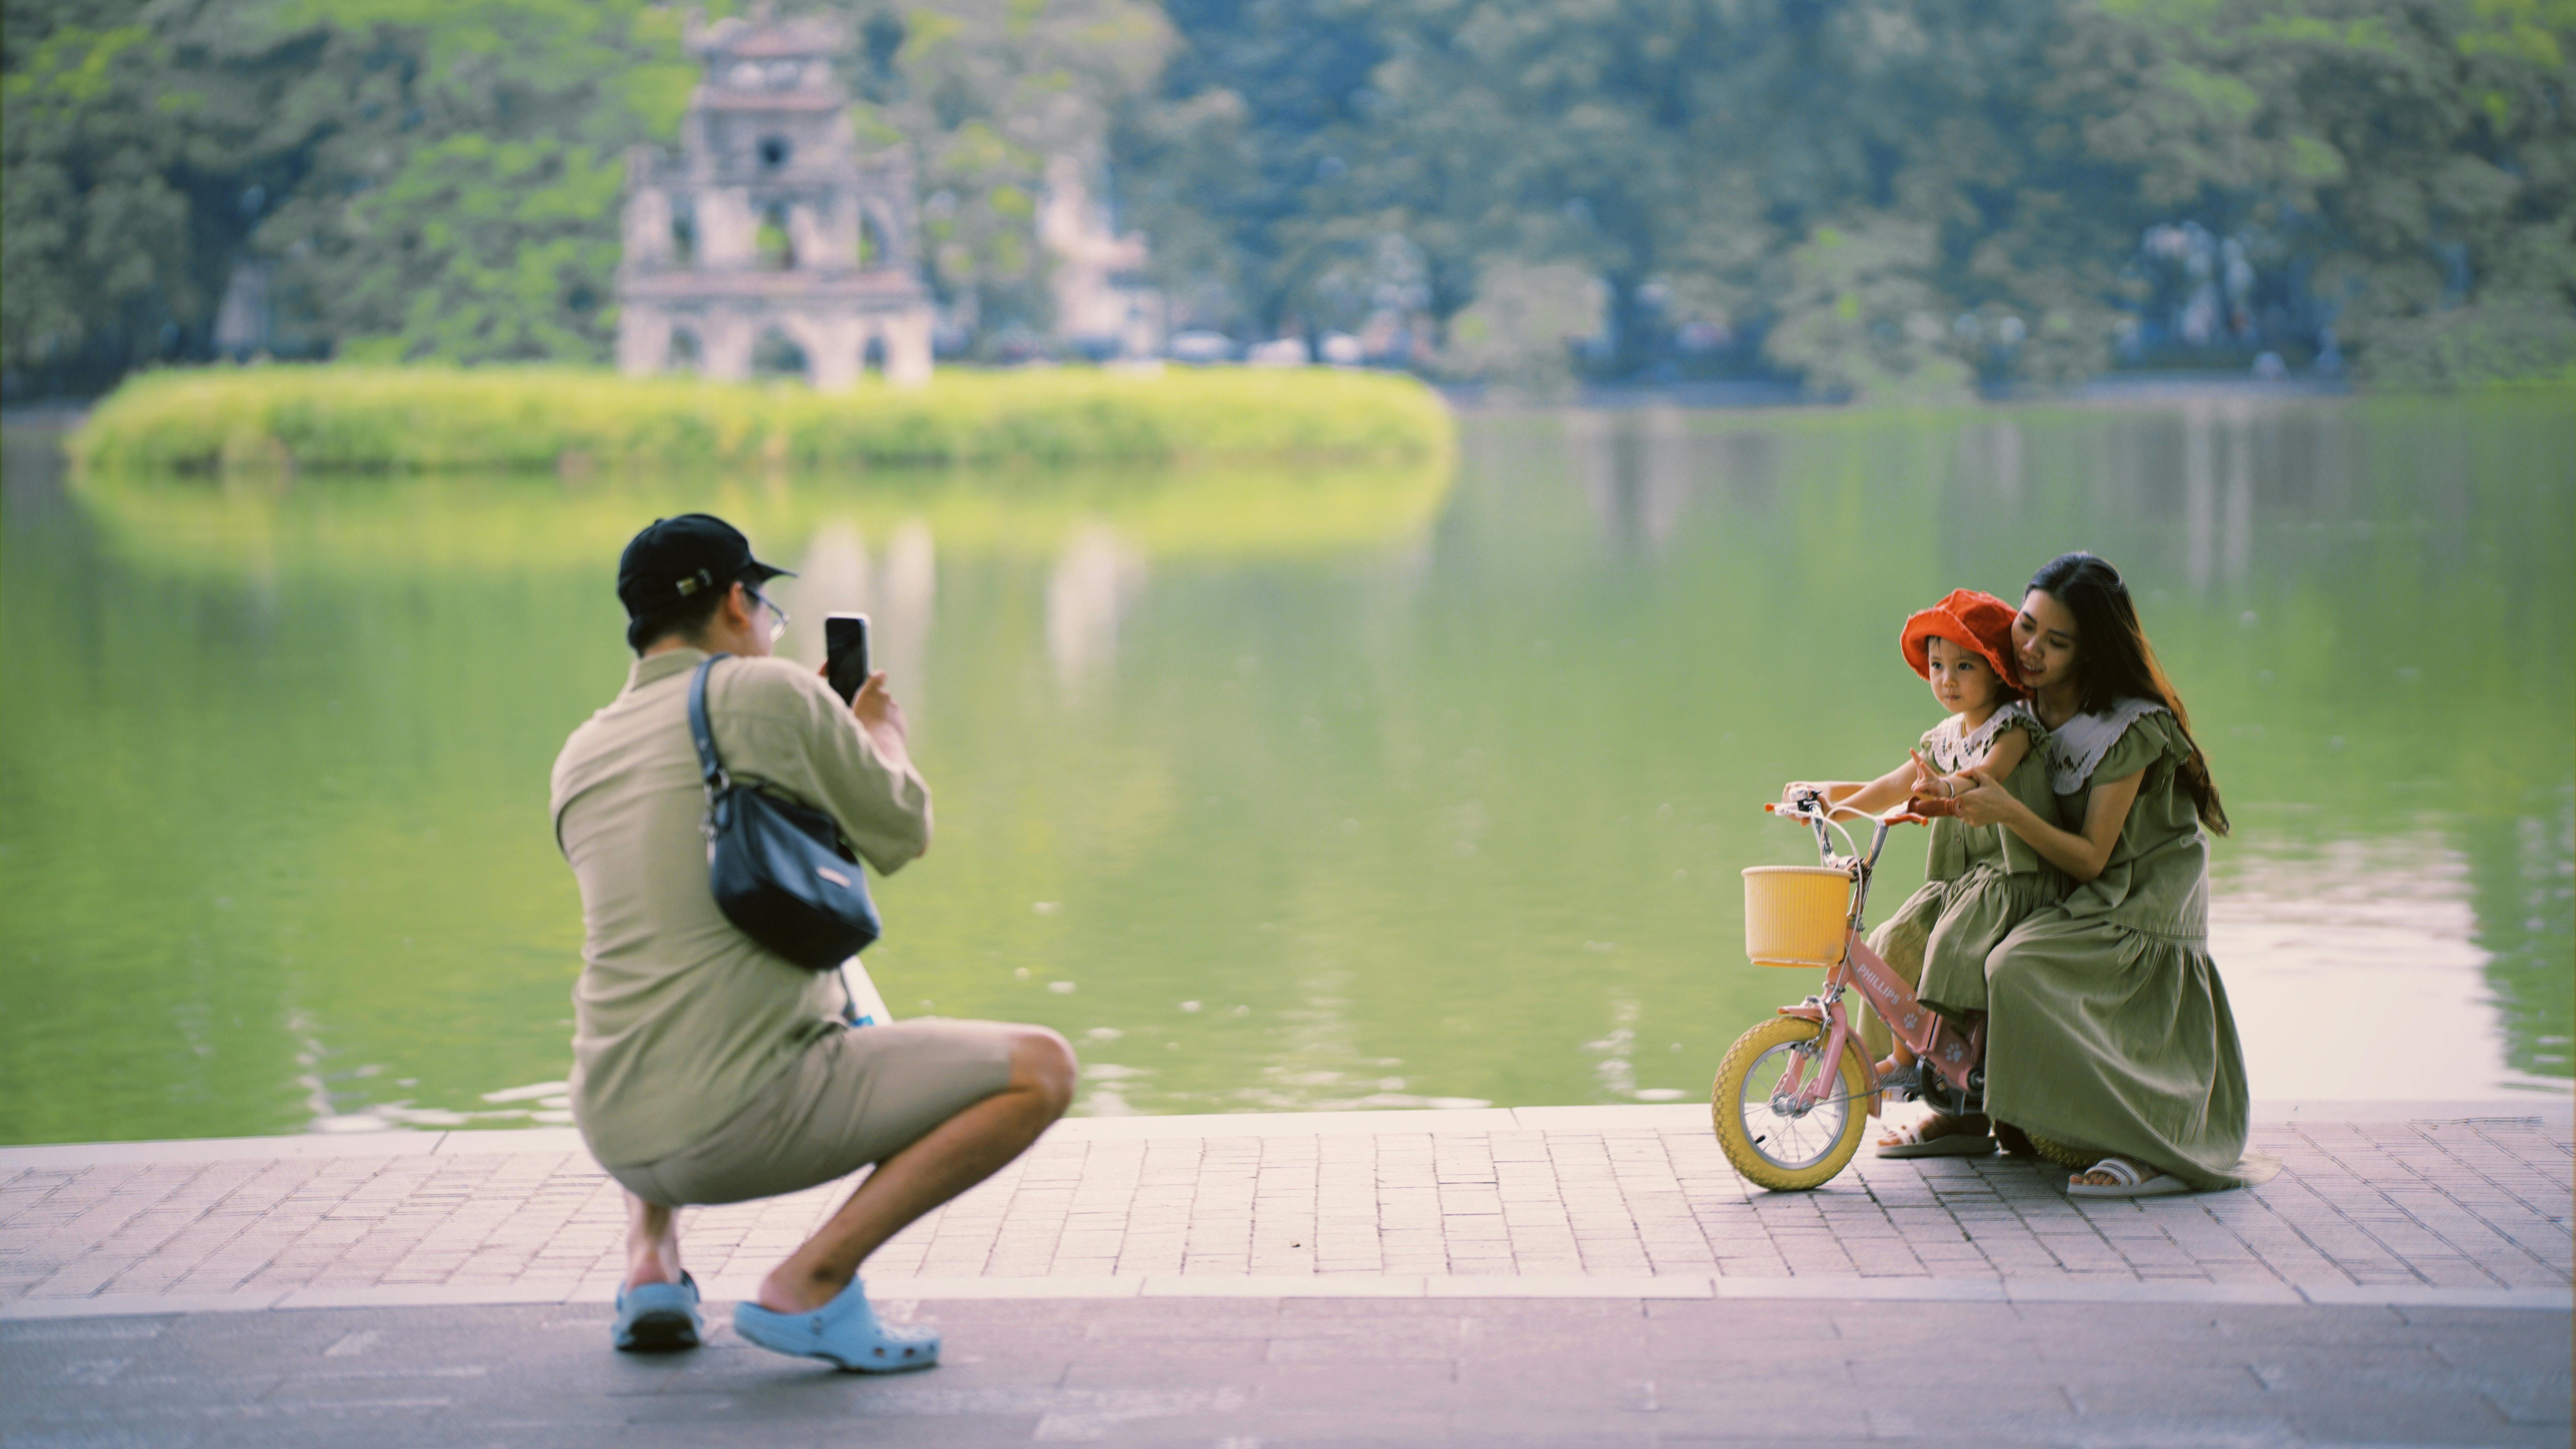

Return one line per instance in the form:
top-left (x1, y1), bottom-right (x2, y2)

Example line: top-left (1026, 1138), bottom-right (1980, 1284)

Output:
top-left (2028, 552), bottom-right (2230, 836)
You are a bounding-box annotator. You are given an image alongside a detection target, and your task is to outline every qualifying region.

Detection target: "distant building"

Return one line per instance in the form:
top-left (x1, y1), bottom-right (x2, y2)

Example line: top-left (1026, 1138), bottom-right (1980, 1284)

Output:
top-left (1037, 156), bottom-right (1161, 360)
top-left (617, 11), bottom-right (934, 389)
top-left (211, 262), bottom-right (272, 360)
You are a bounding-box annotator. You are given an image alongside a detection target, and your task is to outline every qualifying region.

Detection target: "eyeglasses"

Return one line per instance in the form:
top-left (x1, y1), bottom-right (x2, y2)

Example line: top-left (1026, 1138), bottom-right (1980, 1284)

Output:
top-left (747, 587), bottom-right (790, 643)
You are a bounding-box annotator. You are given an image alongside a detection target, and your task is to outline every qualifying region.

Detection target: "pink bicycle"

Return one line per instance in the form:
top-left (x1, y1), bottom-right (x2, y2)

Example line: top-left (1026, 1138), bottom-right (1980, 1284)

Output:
top-left (1709, 788), bottom-right (1985, 1191)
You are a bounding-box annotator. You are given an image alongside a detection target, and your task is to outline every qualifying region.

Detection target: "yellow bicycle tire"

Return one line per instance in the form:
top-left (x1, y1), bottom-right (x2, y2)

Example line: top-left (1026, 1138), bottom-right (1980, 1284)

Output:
top-left (1710, 1016), bottom-right (1870, 1192)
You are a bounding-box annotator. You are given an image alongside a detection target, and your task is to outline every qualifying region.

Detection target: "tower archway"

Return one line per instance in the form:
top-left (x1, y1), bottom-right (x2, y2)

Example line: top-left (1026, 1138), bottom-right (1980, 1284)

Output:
top-left (752, 326), bottom-right (809, 381)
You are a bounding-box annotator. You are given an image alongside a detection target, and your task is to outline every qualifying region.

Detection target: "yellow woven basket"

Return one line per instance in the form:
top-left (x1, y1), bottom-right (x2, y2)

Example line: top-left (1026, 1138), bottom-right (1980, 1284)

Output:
top-left (1740, 866), bottom-right (1851, 967)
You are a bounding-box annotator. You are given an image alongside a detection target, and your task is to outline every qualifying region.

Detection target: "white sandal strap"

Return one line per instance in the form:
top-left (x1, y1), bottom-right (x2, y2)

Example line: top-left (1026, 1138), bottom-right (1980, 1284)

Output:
top-left (2083, 1157), bottom-right (2143, 1186)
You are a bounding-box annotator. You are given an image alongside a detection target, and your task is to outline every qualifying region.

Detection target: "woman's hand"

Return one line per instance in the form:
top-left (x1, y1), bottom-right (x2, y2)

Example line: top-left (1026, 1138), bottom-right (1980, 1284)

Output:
top-left (1949, 767), bottom-right (2014, 826)
top-left (1959, 765), bottom-right (2140, 882)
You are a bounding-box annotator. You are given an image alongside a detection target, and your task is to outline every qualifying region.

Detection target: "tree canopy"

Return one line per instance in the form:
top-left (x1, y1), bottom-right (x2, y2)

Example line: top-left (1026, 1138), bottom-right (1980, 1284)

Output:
top-left (1123, 0), bottom-right (2576, 392)
top-left (4, 0), bottom-right (2570, 396)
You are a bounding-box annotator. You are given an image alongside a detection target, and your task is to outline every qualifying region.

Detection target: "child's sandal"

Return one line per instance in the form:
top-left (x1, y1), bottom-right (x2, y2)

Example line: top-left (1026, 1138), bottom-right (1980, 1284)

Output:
top-left (1874, 1116), bottom-right (1996, 1159)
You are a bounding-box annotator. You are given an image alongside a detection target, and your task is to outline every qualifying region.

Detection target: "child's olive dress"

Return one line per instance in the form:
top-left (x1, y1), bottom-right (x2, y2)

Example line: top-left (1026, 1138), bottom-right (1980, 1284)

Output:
top-left (1858, 703), bottom-right (2067, 1062)
top-left (1982, 699), bottom-right (2273, 1190)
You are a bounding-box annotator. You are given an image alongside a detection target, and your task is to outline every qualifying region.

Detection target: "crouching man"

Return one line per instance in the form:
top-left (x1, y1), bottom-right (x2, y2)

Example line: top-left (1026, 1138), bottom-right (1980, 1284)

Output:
top-left (550, 513), bottom-right (1075, 1370)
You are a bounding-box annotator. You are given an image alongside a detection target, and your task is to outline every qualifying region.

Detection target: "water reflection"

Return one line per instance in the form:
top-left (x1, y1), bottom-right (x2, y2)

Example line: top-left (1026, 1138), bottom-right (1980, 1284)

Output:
top-left (1046, 524), bottom-right (1145, 689)
top-left (776, 518), bottom-right (935, 697)
top-left (1955, 419), bottom-right (2024, 507)
top-left (1568, 408), bottom-right (1696, 553)
top-left (779, 520), bottom-right (871, 664)
top-left (1224, 966), bottom-right (1493, 1114)
top-left (2181, 401), bottom-right (2255, 592)
top-left (883, 520), bottom-right (937, 687)
top-left (2, 396), bottom-right (2566, 1144)
top-left (2216, 835), bottom-right (2551, 1098)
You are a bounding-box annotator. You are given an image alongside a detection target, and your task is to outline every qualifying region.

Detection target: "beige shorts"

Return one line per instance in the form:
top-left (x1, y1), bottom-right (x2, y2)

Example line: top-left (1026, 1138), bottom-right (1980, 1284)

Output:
top-left (606, 1018), bottom-right (1020, 1208)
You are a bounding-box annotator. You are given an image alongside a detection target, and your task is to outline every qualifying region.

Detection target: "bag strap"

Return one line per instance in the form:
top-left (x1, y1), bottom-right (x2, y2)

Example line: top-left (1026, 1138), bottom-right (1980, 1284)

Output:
top-left (686, 653), bottom-right (732, 793)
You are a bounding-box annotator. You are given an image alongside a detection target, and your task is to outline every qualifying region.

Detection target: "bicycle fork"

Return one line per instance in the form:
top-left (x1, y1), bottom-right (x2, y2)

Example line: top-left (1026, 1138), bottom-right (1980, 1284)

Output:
top-left (1775, 931), bottom-right (1984, 1116)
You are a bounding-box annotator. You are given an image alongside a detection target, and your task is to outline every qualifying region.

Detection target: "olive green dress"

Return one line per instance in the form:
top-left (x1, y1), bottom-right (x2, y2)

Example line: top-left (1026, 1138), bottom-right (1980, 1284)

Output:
top-left (1858, 704), bottom-right (2067, 1062)
top-left (1982, 699), bottom-right (2275, 1190)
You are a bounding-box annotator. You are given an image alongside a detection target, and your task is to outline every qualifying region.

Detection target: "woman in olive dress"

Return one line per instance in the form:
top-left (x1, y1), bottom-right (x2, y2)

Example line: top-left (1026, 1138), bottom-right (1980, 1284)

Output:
top-left (1949, 552), bottom-right (2274, 1196)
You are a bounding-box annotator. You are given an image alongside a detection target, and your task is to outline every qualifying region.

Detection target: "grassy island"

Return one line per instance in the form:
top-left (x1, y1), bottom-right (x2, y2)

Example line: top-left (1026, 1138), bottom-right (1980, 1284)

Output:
top-left (70, 364), bottom-right (1456, 477)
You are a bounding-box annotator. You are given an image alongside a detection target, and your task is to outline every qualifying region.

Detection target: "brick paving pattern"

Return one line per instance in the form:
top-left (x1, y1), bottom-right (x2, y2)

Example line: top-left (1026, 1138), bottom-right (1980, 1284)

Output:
top-left (5, 1296), bottom-right (2567, 1447)
top-left (3, 1110), bottom-right (2565, 1309)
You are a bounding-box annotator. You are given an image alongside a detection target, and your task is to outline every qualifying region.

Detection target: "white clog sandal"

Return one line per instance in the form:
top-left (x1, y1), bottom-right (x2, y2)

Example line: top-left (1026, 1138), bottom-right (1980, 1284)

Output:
top-left (2065, 1157), bottom-right (2190, 1199)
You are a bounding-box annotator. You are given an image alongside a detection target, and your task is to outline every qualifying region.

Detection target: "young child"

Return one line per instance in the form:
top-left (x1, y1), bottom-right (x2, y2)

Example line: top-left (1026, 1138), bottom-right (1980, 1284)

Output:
top-left (1781, 588), bottom-right (2069, 1156)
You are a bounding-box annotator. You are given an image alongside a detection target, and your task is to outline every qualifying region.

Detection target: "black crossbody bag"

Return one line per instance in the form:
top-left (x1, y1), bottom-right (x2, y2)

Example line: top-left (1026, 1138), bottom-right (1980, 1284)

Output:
top-left (687, 654), bottom-right (883, 970)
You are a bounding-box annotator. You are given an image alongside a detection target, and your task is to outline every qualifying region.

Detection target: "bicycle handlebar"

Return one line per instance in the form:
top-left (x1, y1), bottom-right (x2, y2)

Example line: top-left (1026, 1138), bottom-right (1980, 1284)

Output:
top-left (1764, 799), bottom-right (1929, 827)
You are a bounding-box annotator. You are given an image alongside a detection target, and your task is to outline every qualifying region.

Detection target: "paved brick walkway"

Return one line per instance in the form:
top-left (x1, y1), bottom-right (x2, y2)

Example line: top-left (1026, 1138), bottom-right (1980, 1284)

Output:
top-left (7, 1297), bottom-right (2568, 1447)
top-left (2, 1103), bottom-right (2567, 1318)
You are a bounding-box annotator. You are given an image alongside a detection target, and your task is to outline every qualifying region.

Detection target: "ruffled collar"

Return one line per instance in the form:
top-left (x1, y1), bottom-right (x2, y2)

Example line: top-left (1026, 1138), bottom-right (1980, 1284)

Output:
top-left (1925, 699), bottom-right (2035, 773)
top-left (2044, 697), bottom-right (2170, 794)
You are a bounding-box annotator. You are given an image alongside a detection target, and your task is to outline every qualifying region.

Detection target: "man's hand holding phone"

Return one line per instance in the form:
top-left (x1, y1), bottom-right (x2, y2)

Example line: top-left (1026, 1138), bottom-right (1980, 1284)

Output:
top-left (850, 670), bottom-right (907, 741)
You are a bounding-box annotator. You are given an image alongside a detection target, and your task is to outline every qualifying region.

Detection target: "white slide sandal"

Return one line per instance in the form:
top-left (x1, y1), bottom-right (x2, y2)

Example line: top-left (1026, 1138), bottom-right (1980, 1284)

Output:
top-left (2065, 1157), bottom-right (2191, 1198)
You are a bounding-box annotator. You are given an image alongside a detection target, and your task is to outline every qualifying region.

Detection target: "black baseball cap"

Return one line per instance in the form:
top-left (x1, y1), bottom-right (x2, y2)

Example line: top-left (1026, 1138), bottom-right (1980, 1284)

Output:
top-left (616, 513), bottom-right (794, 622)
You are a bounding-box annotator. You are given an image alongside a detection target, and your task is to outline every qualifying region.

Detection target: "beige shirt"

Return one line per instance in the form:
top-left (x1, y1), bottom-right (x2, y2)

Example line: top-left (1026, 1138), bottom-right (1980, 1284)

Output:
top-left (550, 648), bottom-right (931, 1168)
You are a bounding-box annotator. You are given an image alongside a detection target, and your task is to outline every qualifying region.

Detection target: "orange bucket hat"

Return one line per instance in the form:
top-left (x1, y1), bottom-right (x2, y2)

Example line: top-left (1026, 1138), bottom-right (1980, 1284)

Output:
top-left (1900, 588), bottom-right (2022, 688)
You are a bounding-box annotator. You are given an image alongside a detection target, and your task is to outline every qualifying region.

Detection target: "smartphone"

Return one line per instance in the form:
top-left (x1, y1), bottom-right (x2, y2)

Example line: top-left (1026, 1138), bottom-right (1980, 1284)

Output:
top-left (824, 613), bottom-right (871, 705)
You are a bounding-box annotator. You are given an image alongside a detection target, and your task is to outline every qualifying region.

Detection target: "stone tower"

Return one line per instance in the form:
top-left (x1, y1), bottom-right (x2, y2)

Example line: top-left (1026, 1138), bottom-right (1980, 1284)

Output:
top-left (616, 11), bottom-right (935, 389)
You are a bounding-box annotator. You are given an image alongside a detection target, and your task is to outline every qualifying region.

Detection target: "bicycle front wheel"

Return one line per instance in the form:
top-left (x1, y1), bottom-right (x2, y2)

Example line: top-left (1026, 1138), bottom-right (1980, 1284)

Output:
top-left (1710, 1016), bottom-right (1869, 1191)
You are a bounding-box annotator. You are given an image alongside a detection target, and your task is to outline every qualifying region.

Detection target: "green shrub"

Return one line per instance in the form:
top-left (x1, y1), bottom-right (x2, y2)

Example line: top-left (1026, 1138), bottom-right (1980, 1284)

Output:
top-left (71, 364), bottom-right (1456, 476)
top-left (2352, 302), bottom-right (2576, 391)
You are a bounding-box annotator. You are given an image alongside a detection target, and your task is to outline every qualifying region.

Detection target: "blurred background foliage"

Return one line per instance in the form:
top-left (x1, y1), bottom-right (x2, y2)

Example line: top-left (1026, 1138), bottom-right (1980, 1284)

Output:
top-left (5, 0), bottom-right (2572, 396)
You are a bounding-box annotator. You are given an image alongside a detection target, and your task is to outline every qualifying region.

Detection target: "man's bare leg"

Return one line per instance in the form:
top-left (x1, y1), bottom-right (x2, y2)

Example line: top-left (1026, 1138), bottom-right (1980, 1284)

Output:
top-left (623, 1195), bottom-right (684, 1291)
top-left (757, 1027), bottom-right (1076, 1314)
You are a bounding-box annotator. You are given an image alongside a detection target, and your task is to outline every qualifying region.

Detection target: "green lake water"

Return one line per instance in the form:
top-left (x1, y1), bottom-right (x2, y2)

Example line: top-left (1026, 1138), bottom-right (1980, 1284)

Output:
top-left (2, 396), bottom-right (2568, 1144)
